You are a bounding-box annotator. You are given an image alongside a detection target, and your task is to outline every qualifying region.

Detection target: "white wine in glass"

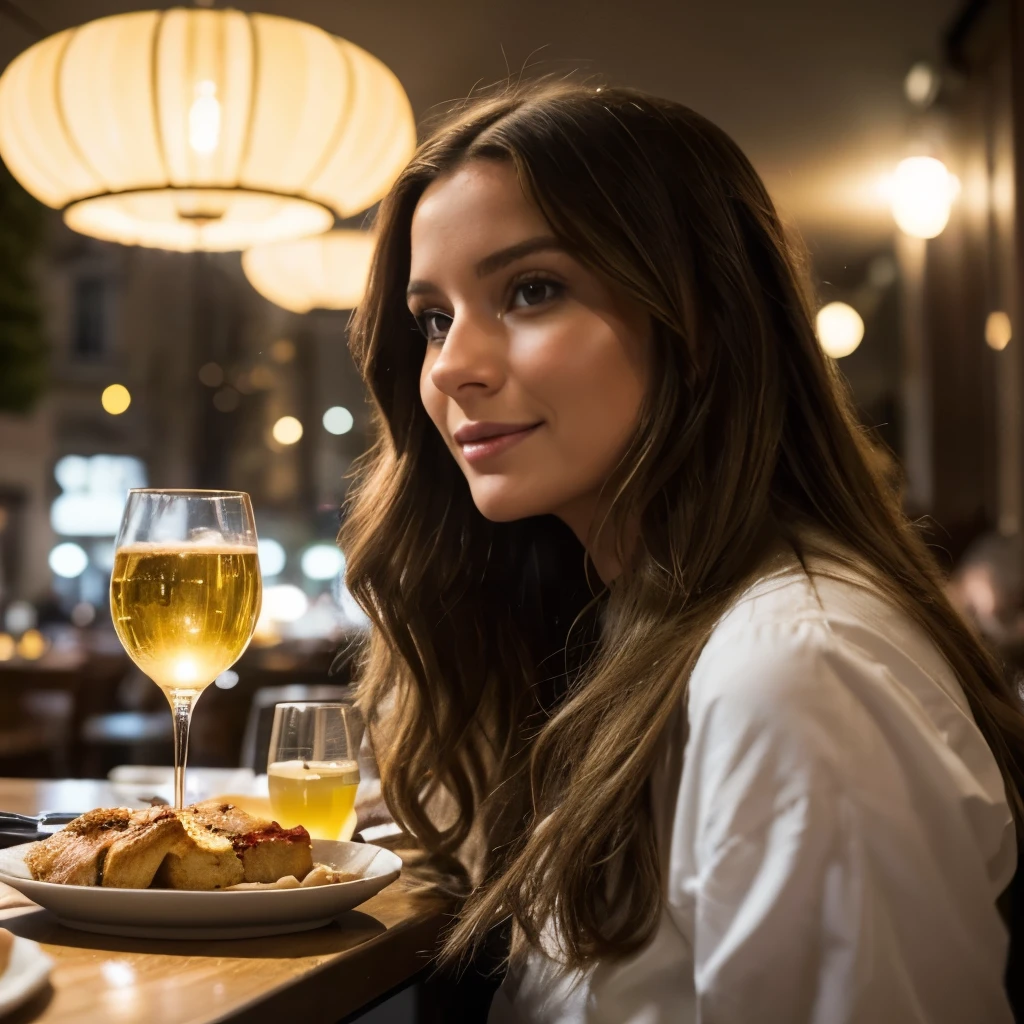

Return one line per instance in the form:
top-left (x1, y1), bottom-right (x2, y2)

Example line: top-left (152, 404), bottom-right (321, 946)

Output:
top-left (110, 489), bottom-right (262, 808)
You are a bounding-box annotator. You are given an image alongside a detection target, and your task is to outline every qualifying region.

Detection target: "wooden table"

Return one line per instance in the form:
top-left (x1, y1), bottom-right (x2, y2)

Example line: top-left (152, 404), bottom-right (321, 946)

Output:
top-left (0, 779), bottom-right (453, 1024)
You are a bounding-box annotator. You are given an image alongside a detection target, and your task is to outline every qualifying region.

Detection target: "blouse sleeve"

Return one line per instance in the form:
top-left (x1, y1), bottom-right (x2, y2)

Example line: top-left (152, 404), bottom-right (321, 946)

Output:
top-left (669, 617), bottom-right (1014, 1024)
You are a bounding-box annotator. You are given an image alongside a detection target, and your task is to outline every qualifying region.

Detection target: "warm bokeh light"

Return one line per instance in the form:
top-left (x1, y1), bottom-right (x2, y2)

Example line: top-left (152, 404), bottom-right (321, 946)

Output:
top-left (198, 362), bottom-right (224, 387)
top-left (49, 541), bottom-right (89, 578)
top-left (243, 230), bottom-right (375, 313)
top-left (904, 62), bottom-right (939, 107)
top-left (272, 416), bottom-right (303, 445)
top-left (270, 339), bottom-right (296, 364)
top-left (101, 383), bottom-right (131, 415)
top-left (16, 629), bottom-right (47, 660)
top-left (0, 633), bottom-right (14, 661)
top-left (815, 302), bottom-right (865, 359)
top-left (887, 157), bottom-right (959, 239)
top-left (985, 311), bottom-right (1012, 351)
top-left (323, 406), bottom-right (354, 435)
top-left (0, 9), bottom-right (415, 251)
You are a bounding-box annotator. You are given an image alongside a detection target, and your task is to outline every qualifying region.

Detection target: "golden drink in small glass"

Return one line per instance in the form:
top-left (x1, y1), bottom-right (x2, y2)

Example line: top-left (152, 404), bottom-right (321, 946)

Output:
top-left (268, 703), bottom-right (363, 841)
top-left (268, 759), bottom-right (359, 840)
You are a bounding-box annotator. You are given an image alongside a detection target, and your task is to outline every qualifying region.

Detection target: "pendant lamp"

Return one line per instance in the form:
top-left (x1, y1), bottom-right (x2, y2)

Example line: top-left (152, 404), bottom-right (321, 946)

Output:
top-left (0, 8), bottom-right (415, 251)
top-left (242, 229), bottom-right (374, 312)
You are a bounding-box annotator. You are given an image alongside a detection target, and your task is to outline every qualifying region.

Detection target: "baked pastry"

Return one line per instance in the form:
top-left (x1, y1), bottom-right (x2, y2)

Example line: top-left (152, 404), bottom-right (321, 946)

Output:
top-left (25, 801), bottom-right (312, 890)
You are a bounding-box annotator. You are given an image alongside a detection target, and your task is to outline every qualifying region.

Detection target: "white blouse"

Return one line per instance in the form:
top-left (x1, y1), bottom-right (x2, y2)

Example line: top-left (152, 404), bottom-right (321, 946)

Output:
top-left (489, 549), bottom-right (1017, 1023)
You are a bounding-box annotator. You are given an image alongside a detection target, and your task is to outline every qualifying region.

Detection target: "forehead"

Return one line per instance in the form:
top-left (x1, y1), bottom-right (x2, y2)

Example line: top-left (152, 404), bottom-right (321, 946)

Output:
top-left (409, 160), bottom-right (550, 273)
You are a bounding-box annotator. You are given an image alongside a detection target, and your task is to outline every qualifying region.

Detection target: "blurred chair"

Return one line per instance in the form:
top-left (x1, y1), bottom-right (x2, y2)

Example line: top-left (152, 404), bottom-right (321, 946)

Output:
top-left (240, 684), bottom-right (354, 774)
top-left (0, 688), bottom-right (75, 777)
top-left (78, 666), bottom-right (173, 777)
top-left (79, 711), bottom-right (173, 778)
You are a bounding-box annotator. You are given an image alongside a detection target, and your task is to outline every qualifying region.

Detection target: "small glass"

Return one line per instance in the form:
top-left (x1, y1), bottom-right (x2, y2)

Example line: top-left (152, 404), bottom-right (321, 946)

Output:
top-left (267, 702), bottom-right (363, 841)
top-left (110, 489), bottom-right (261, 809)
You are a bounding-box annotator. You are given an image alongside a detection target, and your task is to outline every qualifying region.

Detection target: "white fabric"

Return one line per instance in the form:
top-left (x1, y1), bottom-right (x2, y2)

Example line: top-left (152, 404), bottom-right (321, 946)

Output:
top-left (490, 549), bottom-right (1017, 1024)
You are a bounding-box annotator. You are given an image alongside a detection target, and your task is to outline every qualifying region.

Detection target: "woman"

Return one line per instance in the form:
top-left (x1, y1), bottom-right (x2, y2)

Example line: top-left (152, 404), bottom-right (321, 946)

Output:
top-left (340, 82), bottom-right (1024, 1022)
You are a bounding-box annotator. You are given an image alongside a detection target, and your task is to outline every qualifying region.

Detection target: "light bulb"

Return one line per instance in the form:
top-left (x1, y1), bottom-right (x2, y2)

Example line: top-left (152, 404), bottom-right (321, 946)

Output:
top-left (188, 80), bottom-right (221, 155)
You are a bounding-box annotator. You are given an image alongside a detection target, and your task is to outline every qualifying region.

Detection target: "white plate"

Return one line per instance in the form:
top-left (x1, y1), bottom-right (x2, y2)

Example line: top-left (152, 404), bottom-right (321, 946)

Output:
top-left (0, 840), bottom-right (401, 940)
top-left (0, 935), bottom-right (52, 1017)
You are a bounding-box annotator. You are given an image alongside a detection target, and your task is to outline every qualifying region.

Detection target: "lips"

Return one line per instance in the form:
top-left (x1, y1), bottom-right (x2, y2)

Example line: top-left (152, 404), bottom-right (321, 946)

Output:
top-left (454, 422), bottom-right (543, 464)
top-left (452, 421), bottom-right (543, 444)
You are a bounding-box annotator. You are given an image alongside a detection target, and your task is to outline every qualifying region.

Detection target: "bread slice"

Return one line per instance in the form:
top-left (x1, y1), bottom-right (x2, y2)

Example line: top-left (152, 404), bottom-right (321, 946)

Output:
top-left (26, 801), bottom-right (313, 890)
top-left (189, 800), bottom-right (312, 884)
top-left (102, 808), bottom-right (190, 889)
top-left (25, 807), bottom-right (133, 886)
top-left (152, 808), bottom-right (245, 890)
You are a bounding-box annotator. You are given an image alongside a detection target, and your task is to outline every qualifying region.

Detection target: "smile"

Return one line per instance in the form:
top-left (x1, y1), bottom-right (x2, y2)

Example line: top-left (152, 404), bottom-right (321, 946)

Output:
top-left (458, 424), bottom-right (542, 464)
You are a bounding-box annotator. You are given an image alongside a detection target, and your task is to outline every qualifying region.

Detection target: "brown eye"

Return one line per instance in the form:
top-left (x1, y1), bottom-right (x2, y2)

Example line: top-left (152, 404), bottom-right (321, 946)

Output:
top-left (415, 310), bottom-right (452, 343)
top-left (511, 279), bottom-right (563, 309)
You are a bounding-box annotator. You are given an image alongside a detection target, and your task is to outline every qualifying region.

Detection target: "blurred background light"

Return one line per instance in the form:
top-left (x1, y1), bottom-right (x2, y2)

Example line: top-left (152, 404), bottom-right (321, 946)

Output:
top-left (270, 339), bottom-right (296, 364)
top-left (887, 157), bottom-right (959, 239)
top-left (214, 669), bottom-right (240, 690)
top-left (198, 362), bottom-right (224, 387)
top-left (4, 600), bottom-right (36, 634)
top-left (0, 9), bottom-right (415, 251)
top-left (322, 406), bottom-right (354, 435)
top-left (986, 311), bottom-right (1012, 351)
top-left (101, 384), bottom-right (131, 415)
top-left (70, 602), bottom-right (97, 628)
top-left (49, 542), bottom-right (89, 578)
top-left (904, 61), bottom-right (940, 108)
top-left (0, 634), bottom-right (14, 662)
top-left (272, 416), bottom-right (303, 445)
top-left (51, 455), bottom-right (147, 537)
top-left (815, 302), bottom-right (865, 359)
top-left (301, 543), bottom-right (345, 580)
top-left (16, 629), bottom-right (46, 660)
top-left (257, 538), bottom-right (286, 577)
top-left (262, 584), bottom-right (308, 623)
top-left (243, 230), bottom-right (375, 313)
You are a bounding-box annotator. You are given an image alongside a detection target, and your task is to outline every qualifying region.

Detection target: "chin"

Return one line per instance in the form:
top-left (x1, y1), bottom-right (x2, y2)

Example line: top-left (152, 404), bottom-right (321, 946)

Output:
top-left (468, 479), bottom-right (555, 523)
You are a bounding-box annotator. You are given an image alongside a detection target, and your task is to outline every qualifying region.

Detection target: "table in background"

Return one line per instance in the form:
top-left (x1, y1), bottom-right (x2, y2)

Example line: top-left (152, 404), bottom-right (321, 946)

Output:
top-left (0, 778), bottom-right (452, 1024)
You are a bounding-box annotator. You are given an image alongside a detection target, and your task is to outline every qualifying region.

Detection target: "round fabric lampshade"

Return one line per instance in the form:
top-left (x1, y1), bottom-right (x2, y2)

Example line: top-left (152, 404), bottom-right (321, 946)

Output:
top-left (0, 8), bottom-right (415, 251)
top-left (242, 229), bottom-right (375, 313)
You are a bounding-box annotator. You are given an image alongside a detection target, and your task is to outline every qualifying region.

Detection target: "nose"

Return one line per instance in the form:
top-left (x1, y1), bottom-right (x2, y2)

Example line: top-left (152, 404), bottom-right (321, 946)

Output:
top-left (427, 311), bottom-right (506, 398)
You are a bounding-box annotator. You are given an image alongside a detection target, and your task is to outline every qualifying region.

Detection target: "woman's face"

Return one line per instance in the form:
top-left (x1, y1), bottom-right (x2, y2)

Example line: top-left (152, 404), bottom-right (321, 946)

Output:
top-left (408, 159), bottom-right (650, 540)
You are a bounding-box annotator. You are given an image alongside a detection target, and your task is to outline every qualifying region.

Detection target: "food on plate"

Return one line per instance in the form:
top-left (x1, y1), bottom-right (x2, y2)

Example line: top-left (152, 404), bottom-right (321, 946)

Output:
top-left (25, 799), bottom-right (315, 890)
top-left (226, 864), bottom-right (361, 891)
top-left (0, 927), bottom-right (11, 974)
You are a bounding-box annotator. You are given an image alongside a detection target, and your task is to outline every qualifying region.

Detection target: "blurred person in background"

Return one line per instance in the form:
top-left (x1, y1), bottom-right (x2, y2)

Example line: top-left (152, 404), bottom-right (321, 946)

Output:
top-left (341, 82), bottom-right (1024, 1023)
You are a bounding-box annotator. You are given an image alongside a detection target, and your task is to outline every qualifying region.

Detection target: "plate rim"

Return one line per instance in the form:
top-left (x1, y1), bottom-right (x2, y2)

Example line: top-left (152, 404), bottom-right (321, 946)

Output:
top-left (0, 839), bottom-right (401, 896)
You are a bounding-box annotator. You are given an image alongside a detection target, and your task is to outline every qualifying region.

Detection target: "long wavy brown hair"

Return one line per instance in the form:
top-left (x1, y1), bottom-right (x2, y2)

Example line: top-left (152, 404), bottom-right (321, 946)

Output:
top-left (340, 81), bottom-right (1024, 969)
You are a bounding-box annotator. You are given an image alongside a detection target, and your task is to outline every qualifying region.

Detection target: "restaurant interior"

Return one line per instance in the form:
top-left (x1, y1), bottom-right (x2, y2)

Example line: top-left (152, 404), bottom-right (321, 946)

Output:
top-left (0, 0), bottom-right (1019, 1020)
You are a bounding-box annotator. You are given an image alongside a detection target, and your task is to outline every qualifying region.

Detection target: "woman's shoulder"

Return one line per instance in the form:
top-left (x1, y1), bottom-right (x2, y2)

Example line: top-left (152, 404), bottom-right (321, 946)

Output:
top-left (689, 545), bottom-right (969, 739)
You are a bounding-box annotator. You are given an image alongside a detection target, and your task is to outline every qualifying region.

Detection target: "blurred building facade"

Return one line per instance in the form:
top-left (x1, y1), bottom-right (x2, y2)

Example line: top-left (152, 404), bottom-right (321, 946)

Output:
top-left (0, 213), bottom-right (369, 614)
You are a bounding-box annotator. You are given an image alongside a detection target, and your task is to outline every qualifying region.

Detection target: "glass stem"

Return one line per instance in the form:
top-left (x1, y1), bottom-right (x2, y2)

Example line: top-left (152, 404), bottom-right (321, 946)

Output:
top-left (170, 690), bottom-right (199, 809)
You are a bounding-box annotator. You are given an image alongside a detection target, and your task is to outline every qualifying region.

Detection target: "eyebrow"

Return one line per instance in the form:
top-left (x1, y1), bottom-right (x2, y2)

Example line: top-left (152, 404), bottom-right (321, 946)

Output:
top-left (406, 235), bottom-right (565, 301)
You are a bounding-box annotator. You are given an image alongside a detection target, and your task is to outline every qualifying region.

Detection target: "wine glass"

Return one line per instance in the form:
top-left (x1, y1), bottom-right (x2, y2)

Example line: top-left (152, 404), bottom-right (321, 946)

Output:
top-left (110, 489), bottom-right (262, 808)
top-left (267, 702), bottom-right (363, 840)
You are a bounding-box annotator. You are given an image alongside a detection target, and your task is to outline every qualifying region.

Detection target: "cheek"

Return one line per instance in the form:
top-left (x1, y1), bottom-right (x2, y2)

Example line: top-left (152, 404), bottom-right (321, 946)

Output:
top-left (524, 318), bottom-right (646, 459)
top-left (419, 359), bottom-right (445, 432)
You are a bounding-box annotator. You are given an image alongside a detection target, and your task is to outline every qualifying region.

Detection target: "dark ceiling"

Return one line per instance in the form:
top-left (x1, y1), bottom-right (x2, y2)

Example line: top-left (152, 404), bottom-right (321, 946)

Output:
top-left (1, 0), bottom-right (964, 282)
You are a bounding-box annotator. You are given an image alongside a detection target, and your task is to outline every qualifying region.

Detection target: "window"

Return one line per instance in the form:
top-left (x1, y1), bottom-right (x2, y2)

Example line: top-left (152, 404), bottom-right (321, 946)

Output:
top-left (72, 278), bottom-right (106, 358)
